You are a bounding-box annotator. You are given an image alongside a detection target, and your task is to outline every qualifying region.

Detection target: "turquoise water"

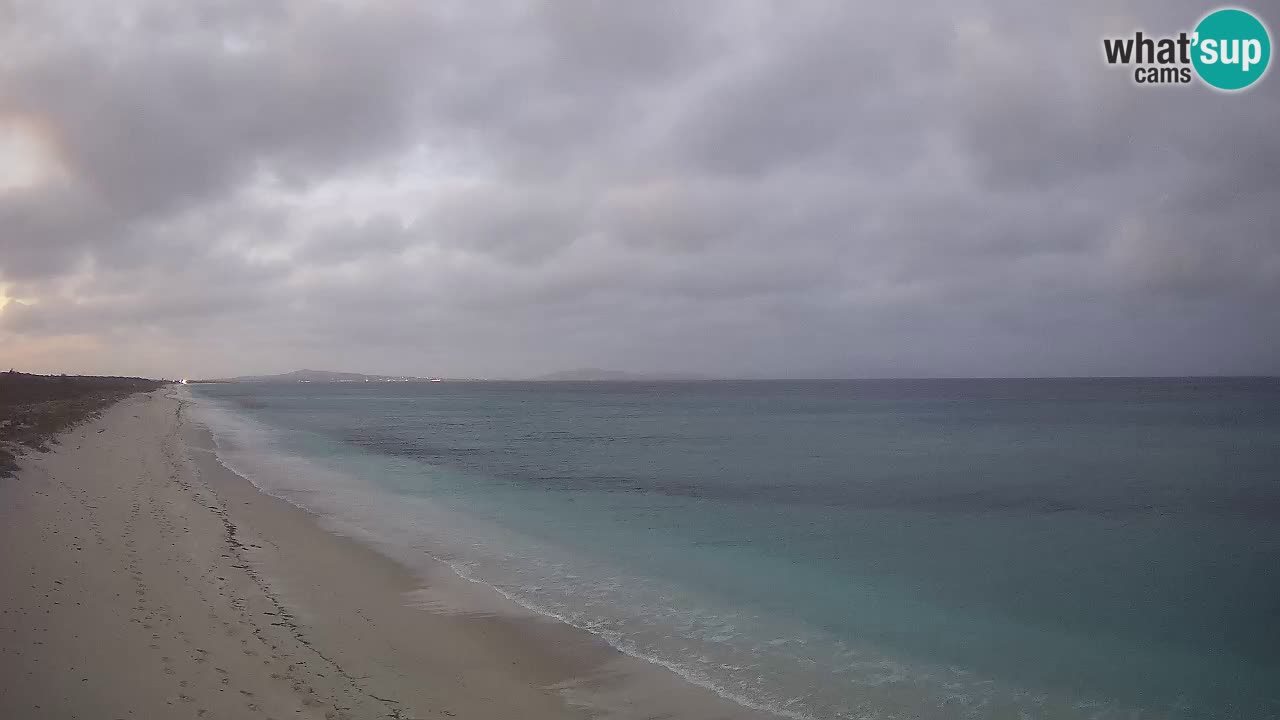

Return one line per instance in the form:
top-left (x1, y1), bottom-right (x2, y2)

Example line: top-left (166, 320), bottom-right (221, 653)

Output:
top-left (189, 379), bottom-right (1280, 719)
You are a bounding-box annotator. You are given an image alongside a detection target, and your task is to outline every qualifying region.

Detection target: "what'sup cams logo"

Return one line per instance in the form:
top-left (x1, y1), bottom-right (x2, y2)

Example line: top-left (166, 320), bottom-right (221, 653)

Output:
top-left (1103, 7), bottom-right (1271, 90)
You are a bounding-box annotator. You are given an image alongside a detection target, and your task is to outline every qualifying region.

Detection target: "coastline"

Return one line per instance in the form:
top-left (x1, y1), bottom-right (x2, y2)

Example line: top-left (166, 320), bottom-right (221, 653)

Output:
top-left (1, 388), bottom-right (773, 719)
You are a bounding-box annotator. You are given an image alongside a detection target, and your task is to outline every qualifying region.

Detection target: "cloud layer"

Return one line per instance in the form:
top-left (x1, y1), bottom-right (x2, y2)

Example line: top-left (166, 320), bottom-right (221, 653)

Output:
top-left (2, 0), bottom-right (1278, 378)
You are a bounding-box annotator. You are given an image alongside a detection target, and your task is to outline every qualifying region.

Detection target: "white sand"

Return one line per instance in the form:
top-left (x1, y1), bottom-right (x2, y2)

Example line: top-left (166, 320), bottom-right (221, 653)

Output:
top-left (1, 389), bottom-right (769, 719)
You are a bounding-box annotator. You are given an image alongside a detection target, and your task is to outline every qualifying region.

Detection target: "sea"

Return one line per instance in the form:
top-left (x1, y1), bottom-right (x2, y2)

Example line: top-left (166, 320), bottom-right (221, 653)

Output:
top-left (185, 378), bottom-right (1280, 720)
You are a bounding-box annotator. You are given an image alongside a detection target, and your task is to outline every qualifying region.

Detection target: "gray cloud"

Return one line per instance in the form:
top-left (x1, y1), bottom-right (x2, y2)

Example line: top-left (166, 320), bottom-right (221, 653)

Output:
top-left (1, 0), bottom-right (1278, 379)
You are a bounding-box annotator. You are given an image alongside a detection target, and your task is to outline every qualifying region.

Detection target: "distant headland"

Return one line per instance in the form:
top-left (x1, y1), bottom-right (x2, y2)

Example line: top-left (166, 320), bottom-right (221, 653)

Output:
top-left (189, 369), bottom-right (441, 383)
top-left (190, 368), bottom-right (710, 383)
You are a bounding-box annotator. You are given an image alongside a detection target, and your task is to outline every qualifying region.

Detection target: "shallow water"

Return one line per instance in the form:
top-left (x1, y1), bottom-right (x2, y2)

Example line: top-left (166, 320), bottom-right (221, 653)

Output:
top-left (188, 378), bottom-right (1280, 719)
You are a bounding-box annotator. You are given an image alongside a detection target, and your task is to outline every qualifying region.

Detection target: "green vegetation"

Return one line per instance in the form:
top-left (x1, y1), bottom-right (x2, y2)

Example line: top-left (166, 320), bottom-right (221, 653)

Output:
top-left (0, 371), bottom-right (167, 476)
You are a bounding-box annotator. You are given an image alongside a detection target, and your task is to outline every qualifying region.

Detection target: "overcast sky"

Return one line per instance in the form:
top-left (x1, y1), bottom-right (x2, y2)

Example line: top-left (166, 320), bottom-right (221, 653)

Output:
top-left (2, 0), bottom-right (1277, 379)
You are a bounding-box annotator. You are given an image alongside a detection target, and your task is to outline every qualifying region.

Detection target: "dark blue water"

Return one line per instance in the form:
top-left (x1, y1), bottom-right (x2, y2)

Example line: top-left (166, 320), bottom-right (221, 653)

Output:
top-left (189, 378), bottom-right (1280, 719)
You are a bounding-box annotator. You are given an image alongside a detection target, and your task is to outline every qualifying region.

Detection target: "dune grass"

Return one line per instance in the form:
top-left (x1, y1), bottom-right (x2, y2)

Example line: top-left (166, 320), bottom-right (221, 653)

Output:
top-left (0, 371), bottom-right (167, 476)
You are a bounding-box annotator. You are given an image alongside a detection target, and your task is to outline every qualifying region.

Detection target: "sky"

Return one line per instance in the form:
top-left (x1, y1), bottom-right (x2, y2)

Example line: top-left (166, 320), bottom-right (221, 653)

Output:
top-left (1, 0), bottom-right (1278, 379)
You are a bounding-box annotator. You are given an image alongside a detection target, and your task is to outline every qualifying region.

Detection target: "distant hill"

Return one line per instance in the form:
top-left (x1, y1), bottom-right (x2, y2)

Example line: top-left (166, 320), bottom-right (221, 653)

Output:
top-left (193, 368), bottom-right (708, 383)
top-left (532, 368), bottom-right (709, 382)
top-left (195, 369), bottom-right (436, 383)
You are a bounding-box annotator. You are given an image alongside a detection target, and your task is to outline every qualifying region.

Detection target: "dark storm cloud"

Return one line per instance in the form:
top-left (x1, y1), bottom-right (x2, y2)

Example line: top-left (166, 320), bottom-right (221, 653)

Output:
top-left (1, 0), bottom-right (1278, 378)
top-left (1, 0), bottom-right (437, 276)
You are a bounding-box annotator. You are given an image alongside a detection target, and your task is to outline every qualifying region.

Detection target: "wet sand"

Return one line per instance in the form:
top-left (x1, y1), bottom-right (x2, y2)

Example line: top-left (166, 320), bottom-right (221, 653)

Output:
top-left (0, 389), bottom-right (768, 719)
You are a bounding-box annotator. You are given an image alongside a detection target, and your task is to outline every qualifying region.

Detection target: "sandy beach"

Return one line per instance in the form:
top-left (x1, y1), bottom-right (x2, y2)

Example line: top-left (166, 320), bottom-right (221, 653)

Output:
top-left (0, 389), bottom-right (766, 720)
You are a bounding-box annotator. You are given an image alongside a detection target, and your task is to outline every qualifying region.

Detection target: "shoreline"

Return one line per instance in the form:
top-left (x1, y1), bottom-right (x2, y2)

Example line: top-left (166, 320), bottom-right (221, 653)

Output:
top-left (1, 388), bottom-right (774, 719)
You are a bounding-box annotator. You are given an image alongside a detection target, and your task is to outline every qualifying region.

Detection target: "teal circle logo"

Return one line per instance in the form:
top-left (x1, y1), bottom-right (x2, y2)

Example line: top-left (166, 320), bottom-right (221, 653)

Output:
top-left (1192, 8), bottom-right (1271, 90)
